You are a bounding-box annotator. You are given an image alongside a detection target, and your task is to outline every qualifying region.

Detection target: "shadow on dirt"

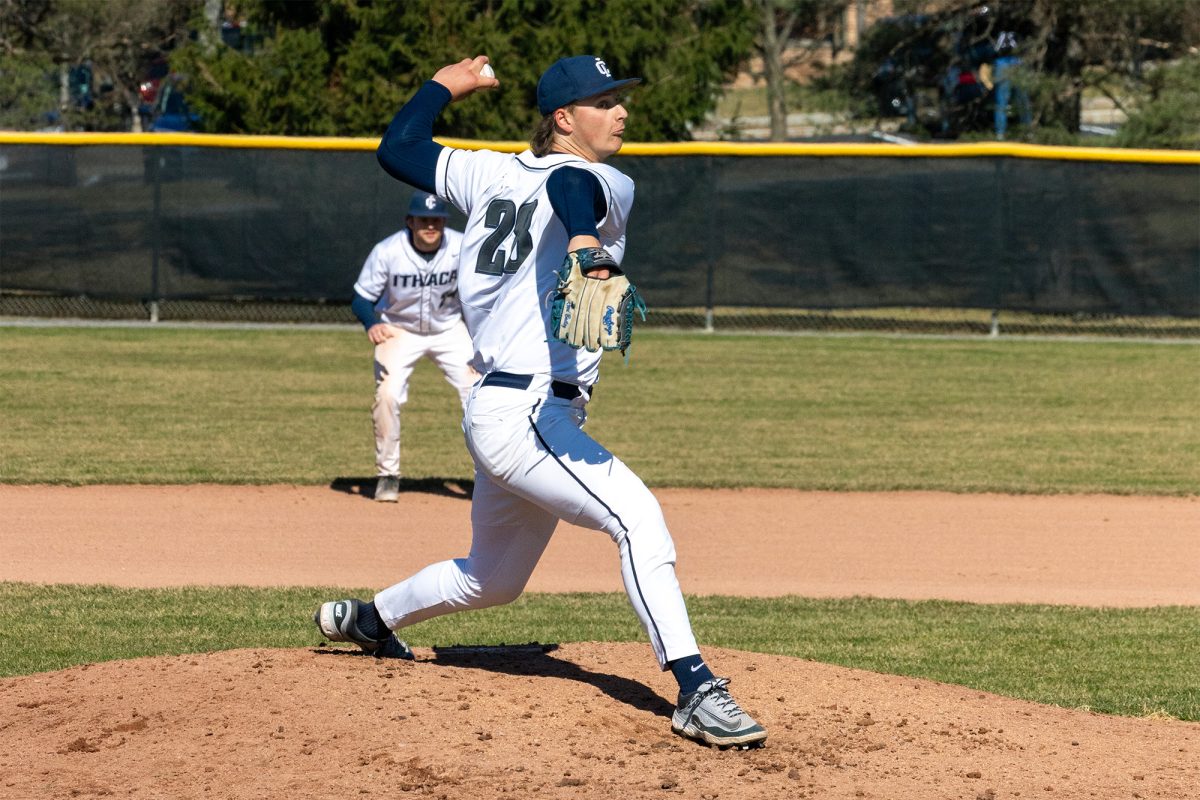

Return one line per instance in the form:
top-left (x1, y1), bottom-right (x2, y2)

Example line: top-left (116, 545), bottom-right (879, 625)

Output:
top-left (329, 476), bottom-right (474, 501)
top-left (424, 644), bottom-right (675, 720)
top-left (310, 642), bottom-right (672, 717)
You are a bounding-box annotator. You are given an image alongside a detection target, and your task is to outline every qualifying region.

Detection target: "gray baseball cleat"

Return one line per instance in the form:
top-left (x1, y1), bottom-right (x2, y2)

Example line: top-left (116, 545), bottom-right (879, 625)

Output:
top-left (314, 599), bottom-right (413, 660)
top-left (375, 476), bottom-right (400, 502)
top-left (671, 677), bottom-right (767, 749)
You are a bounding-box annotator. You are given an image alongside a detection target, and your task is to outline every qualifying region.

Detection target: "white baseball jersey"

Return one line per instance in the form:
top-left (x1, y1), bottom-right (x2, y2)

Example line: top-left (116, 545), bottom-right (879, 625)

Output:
top-left (435, 149), bottom-right (634, 387)
top-left (353, 228), bottom-right (464, 334)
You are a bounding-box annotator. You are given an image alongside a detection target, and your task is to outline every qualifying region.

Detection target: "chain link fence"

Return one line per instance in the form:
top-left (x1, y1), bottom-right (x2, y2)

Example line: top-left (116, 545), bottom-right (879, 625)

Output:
top-left (2, 136), bottom-right (1197, 338)
top-left (3, 292), bottom-right (1196, 339)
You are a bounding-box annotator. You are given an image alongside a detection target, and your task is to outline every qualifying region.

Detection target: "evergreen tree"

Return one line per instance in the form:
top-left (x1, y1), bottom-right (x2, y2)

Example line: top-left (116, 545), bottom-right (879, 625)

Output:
top-left (1116, 55), bottom-right (1200, 149)
top-left (171, 26), bottom-right (336, 135)
top-left (173, 0), bottom-right (755, 140)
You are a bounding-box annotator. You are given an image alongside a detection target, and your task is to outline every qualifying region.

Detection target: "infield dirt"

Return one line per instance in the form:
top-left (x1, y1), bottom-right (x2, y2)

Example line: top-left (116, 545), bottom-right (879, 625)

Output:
top-left (1, 485), bottom-right (1197, 799)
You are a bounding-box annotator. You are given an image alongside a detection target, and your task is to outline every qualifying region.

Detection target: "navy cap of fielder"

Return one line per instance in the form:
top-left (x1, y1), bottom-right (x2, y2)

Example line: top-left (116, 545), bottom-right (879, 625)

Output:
top-left (537, 55), bottom-right (641, 116)
top-left (407, 191), bottom-right (449, 218)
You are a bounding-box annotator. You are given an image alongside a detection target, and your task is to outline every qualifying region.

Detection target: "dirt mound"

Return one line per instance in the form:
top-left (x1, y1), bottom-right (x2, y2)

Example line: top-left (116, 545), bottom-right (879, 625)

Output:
top-left (3, 485), bottom-right (1198, 797)
top-left (1, 642), bottom-right (1195, 800)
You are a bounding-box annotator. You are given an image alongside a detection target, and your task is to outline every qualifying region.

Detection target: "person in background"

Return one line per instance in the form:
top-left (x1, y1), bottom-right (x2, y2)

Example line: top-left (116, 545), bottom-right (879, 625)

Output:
top-left (351, 191), bottom-right (476, 503)
top-left (987, 30), bottom-right (1033, 139)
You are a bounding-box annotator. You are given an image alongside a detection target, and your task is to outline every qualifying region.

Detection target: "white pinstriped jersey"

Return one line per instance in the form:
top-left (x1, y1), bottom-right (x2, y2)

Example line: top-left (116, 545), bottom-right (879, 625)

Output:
top-left (435, 148), bottom-right (634, 388)
top-left (353, 228), bottom-right (464, 334)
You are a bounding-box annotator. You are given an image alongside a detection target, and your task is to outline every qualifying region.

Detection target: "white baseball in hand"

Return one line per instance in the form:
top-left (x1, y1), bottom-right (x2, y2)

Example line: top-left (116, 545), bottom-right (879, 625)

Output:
top-left (480, 63), bottom-right (495, 79)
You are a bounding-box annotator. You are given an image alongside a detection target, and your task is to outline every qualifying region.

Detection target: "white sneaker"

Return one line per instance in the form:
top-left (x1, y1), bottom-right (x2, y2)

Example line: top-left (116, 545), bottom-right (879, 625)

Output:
top-left (375, 476), bottom-right (400, 502)
top-left (671, 678), bottom-right (767, 748)
top-left (313, 599), bottom-right (413, 659)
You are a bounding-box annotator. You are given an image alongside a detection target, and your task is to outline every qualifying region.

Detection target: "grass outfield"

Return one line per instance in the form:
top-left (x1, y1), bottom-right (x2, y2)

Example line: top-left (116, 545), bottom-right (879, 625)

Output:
top-left (2, 326), bottom-right (1196, 721)
top-left (2, 583), bottom-right (1196, 721)
top-left (1, 326), bottom-right (1196, 493)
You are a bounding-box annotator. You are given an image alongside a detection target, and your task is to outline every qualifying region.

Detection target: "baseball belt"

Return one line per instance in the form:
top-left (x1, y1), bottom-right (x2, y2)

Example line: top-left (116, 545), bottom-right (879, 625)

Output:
top-left (480, 371), bottom-right (593, 400)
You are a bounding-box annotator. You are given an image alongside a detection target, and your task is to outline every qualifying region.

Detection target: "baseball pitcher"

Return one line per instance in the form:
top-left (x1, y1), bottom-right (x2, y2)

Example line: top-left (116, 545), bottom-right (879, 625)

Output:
top-left (318, 55), bottom-right (766, 750)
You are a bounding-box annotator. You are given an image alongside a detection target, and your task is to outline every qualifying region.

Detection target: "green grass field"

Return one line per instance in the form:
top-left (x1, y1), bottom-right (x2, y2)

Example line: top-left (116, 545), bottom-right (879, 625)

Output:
top-left (1, 325), bottom-right (1196, 719)
top-left (2, 584), bottom-right (1196, 720)
top-left (1, 327), bottom-right (1196, 492)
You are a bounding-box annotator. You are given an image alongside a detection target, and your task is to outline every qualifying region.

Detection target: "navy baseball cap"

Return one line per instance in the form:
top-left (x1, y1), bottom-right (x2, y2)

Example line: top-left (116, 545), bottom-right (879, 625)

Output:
top-left (537, 55), bottom-right (641, 116)
top-left (407, 191), bottom-right (449, 218)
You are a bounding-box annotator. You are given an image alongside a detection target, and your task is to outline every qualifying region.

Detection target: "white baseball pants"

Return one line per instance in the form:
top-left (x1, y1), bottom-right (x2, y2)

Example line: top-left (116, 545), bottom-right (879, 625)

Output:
top-left (373, 375), bottom-right (701, 669)
top-left (373, 321), bottom-right (477, 477)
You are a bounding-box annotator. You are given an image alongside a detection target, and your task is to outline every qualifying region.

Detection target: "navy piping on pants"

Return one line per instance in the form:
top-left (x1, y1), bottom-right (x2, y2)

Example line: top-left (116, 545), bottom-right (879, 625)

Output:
top-left (526, 406), bottom-right (667, 659)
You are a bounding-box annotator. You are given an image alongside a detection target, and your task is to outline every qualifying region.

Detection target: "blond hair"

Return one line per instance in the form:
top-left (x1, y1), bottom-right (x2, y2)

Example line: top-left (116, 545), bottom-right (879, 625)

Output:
top-left (530, 105), bottom-right (574, 156)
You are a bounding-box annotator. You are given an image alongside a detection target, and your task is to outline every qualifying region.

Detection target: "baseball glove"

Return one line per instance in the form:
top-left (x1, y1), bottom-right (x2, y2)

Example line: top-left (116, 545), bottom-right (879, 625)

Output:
top-left (549, 247), bottom-right (647, 355)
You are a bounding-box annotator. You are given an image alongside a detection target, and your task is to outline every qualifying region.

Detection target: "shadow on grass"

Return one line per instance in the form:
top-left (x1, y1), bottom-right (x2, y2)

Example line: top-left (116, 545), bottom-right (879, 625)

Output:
top-left (329, 476), bottom-right (474, 501)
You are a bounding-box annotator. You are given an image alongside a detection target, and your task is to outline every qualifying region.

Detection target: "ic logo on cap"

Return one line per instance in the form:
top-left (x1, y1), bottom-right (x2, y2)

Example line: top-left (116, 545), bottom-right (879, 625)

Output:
top-left (594, 58), bottom-right (611, 78)
top-left (424, 195), bottom-right (439, 211)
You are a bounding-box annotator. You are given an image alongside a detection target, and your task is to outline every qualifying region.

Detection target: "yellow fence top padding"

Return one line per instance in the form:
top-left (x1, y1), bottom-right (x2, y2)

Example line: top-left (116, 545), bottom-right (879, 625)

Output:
top-left (1, 130), bottom-right (1197, 165)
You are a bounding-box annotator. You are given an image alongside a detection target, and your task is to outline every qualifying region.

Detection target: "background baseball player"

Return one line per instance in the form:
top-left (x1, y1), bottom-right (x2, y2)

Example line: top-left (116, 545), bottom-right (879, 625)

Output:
top-left (351, 191), bottom-right (477, 502)
top-left (317, 54), bottom-right (767, 749)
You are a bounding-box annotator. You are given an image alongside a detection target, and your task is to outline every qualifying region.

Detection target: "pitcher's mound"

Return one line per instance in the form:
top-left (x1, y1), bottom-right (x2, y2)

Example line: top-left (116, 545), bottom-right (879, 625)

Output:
top-left (1, 642), bottom-right (1195, 799)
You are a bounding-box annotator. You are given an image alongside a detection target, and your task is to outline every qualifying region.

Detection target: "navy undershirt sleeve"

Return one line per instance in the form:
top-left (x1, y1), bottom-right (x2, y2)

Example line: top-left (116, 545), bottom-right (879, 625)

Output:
top-left (351, 291), bottom-right (378, 331)
top-left (376, 81), bottom-right (451, 193)
top-left (546, 167), bottom-right (607, 239)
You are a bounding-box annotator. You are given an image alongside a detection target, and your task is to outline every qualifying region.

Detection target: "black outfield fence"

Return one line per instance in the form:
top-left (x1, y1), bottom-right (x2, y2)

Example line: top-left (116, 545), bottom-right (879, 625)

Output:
top-left (1, 133), bottom-right (1197, 336)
